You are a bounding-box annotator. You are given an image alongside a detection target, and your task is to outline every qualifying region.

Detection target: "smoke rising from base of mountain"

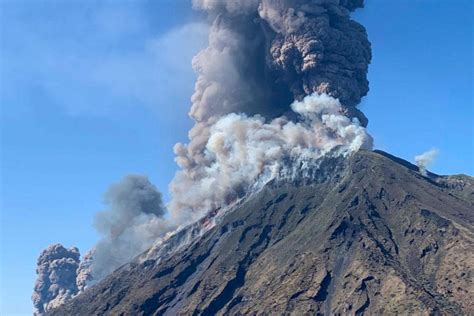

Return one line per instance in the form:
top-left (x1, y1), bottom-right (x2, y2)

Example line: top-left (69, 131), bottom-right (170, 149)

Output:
top-left (34, 92), bottom-right (371, 300)
top-left (415, 148), bottom-right (439, 176)
top-left (89, 174), bottom-right (171, 280)
top-left (32, 245), bottom-right (81, 316)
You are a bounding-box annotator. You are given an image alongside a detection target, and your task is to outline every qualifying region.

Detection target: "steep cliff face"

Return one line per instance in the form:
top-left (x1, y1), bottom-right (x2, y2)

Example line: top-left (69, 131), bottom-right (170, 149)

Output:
top-left (49, 150), bottom-right (474, 315)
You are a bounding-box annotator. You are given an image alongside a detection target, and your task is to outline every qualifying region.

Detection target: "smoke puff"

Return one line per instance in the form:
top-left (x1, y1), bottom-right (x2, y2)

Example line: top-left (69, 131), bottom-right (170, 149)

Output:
top-left (32, 244), bottom-right (80, 316)
top-left (76, 250), bottom-right (94, 292)
top-left (415, 148), bottom-right (439, 176)
top-left (90, 175), bottom-right (172, 280)
top-left (95, 174), bottom-right (165, 234)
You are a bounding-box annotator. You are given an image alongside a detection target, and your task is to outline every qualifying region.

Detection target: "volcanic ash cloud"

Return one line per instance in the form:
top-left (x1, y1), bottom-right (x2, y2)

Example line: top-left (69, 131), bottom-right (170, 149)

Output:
top-left (34, 0), bottom-right (374, 307)
top-left (169, 0), bottom-right (372, 224)
top-left (32, 245), bottom-right (81, 316)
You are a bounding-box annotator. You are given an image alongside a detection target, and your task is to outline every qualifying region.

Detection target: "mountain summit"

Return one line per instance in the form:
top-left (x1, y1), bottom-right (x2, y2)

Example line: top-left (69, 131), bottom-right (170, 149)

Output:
top-left (48, 150), bottom-right (473, 315)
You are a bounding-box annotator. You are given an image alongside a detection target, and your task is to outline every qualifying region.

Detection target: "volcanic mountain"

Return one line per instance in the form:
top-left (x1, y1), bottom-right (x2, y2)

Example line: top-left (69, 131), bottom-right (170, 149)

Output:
top-left (48, 150), bottom-right (474, 315)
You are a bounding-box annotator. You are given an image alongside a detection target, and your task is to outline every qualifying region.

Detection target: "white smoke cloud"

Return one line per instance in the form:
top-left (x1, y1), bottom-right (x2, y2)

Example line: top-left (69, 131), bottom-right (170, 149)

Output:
top-left (169, 93), bottom-right (372, 225)
top-left (415, 148), bottom-right (439, 176)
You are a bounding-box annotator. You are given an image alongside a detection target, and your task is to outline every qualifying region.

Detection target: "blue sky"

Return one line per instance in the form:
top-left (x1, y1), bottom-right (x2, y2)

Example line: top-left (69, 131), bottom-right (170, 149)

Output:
top-left (0, 0), bottom-right (472, 315)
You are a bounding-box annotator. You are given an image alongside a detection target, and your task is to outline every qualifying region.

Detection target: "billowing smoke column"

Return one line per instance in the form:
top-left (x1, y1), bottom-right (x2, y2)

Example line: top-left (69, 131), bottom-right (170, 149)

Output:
top-left (170, 0), bottom-right (371, 223)
top-left (33, 0), bottom-right (373, 311)
top-left (76, 250), bottom-right (93, 292)
top-left (90, 174), bottom-right (170, 280)
top-left (32, 245), bottom-right (80, 316)
top-left (187, 0), bottom-right (370, 130)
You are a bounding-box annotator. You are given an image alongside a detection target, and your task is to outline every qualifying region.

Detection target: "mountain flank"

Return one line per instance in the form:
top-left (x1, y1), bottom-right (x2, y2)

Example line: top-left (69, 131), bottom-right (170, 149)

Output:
top-left (49, 150), bottom-right (474, 315)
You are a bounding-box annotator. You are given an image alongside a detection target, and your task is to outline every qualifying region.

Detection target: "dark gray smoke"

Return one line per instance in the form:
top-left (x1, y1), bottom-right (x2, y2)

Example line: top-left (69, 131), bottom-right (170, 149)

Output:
top-left (170, 0), bottom-right (371, 223)
top-left (32, 244), bottom-right (80, 316)
top-left (189, 0), bottom-right (370, 129)
top-left (90, 174), bottom-right (170, 280)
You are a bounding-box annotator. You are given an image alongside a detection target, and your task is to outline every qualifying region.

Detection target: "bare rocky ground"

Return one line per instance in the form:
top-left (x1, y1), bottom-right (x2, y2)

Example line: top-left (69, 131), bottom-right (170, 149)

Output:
top-left (49, 150), bottom-right (474, 315)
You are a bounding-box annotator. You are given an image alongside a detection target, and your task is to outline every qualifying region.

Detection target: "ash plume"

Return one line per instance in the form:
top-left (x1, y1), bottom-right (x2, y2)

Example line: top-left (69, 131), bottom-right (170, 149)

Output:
top-left (415, 148), bottom-right (439, 176)
top-left (169, 0), bottom-right (372, 224)
top-left (32, 244), bottom-right (80, 316)
top-left (34, 0), bottom-right (373, 309)
top-left (90, 174), bottom-right (171, 281)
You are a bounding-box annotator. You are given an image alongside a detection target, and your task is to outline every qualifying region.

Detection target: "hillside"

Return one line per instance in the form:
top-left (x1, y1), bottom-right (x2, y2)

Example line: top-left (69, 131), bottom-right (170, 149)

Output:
top-left (49, 150), bottom-right (474, 315)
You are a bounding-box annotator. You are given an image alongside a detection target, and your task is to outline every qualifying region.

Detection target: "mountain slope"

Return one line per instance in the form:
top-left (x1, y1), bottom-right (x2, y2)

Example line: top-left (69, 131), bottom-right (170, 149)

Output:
top-left (49, 150), bottom-right (474, 315)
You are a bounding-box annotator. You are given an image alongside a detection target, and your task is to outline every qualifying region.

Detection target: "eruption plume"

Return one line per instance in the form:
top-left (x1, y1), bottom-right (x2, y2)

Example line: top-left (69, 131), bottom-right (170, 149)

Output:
top-left (34, 0), bottom-right (373, 310)
top-left (169, 0), bottom-right (371, 224)
top-left (33, 176), bottom-right (172, 314)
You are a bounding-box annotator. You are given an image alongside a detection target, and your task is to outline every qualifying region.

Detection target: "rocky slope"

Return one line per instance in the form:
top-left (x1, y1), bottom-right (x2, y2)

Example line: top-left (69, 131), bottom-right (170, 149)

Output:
top-left (49, 150), bottom-right (474, 315)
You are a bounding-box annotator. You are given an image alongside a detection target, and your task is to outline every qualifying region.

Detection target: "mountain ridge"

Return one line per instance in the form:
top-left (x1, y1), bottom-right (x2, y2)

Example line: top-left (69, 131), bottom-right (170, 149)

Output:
top-left (48, 150), bottom-right (474, 315)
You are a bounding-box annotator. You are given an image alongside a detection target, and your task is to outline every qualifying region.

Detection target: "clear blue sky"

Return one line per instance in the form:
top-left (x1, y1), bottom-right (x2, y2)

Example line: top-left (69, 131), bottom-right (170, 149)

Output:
top-left (0, 0), bottom-right (472, 315)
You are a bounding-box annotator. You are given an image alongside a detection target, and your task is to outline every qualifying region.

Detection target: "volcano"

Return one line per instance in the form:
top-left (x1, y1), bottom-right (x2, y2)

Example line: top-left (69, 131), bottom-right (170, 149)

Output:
top-left (48, 150), bottom-right (474, 315)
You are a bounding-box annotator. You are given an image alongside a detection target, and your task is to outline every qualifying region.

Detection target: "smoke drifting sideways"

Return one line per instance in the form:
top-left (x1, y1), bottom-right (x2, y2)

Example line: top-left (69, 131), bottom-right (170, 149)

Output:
top-left (415, 148), bottom-right (439, 176)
